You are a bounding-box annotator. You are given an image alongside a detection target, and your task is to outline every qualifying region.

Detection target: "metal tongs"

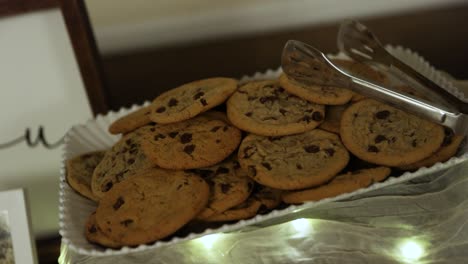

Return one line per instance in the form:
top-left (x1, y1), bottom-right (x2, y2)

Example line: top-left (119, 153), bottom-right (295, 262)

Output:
top-left (281, 20), bottom-right (468, 134)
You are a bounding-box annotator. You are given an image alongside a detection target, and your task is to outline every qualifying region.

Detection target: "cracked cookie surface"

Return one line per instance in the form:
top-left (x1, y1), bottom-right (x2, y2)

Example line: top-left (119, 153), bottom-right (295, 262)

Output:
top-left (149, 77), bottom-right (238, 124)
top-left (238, 129), bottom-right (350, 190)
top-left (141, 114), bottom-right (242, 169)
top-left (227, 80), bottom-right (325, 136)
top-left (95, 169), bottom-right (209, 246)
top-left (108, 106), bottom-right (153, 135)
top-left (340, 99), bottom-right (445, 166)
top-left (92, 126), bottom-right (157, 199)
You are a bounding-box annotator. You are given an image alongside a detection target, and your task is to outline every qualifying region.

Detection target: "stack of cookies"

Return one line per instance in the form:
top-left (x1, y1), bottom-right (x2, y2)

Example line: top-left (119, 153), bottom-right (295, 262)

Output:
top-left (66, 60), bottom-right (464, 249)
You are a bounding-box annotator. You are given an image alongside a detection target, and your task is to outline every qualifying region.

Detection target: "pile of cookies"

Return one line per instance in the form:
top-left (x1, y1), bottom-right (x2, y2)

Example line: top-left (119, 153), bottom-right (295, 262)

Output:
top-left (66, 60), bottom-right (464, 248)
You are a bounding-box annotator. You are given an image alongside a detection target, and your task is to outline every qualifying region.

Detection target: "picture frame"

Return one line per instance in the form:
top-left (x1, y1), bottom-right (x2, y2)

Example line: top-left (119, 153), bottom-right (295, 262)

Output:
top-left (0, 189), bottom-right (37, 264)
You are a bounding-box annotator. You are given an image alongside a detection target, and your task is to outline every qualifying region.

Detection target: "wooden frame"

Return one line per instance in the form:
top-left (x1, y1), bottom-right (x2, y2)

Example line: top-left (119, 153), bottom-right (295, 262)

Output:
top-left (0, 0), bottom-right (57, 18)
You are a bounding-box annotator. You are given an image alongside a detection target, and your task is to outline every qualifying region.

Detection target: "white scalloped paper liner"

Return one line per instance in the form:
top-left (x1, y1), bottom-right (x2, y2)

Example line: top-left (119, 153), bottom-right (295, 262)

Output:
top-left (59, 47), bottom-right (468, 256)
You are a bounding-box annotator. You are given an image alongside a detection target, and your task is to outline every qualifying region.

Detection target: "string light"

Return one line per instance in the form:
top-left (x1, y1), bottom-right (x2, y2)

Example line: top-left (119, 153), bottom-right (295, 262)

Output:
top-left (196, 234), bottom-right (221, 250)
top-left (398, 239), bottom-right (425, 263)
top-left (290, 218), bottom-right (314, 237)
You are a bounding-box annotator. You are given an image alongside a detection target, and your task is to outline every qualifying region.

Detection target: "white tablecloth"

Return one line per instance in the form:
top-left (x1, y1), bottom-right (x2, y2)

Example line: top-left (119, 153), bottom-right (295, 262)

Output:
top-left (58, 159), bottom-right (468, 263)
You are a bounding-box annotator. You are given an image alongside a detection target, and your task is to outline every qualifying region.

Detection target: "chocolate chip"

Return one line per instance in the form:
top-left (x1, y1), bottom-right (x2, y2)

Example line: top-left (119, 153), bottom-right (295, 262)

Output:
top-left (193, 169), bottom-right (213, 178)
top-left (304, 145), bottom-right (320, 153)
top-left (220, 183), bottom-right (232, 194)
top-left (215, 167), bottom-right (230, 175)
top-left (193, 91), bottom-right (205, 100)
top-left (375, 135), bottom-right (387, 143)
top-left (127, 158), bottom-right (135, 165)
top-left (312, 111), bottom-right (324, 121)
top-left (183, 144), bottom-right (196, 154)
top-left (412, 139), bottom-right (417, 147)
top-left (120, 219), bottom-right (134, 227)
top-left (150, 127), bottom-right (156, 132)
top-left (200, 98), bottom-right (208, 106)
top-left (177, 184), bottom-right (183, 190)
top-left (89, 225), bottom-right (97, 234)
top-left (211, 126), bottom-right (221, 132)
top-left (375, 110), bottom-right (390, 119)
top-left (243, 146), bottom-right (256, 158)
top-left (324, 148), bottom-right (335, 157)
top-left (279, 108), bottom-right (287, 116)
top-left (248, 165), bottom-right (257, 177)
top-left (156, 107), bottom-right (166, 113)
top-left (259, 96), bottom-right (277, 104)
top-left (223, 126), bottom-right (229, 132)
top-left (180, 133), bottom-right (192, 144)
top-left (247, 182), bottom-right (254, 192)
top-left (102, 181), bottom-right (113, 192)
top-left (268, 136), bottom-right (283, 141)
top-left (261, 162), bottom-right (272, 170)
top-left (169, 132), bottom-right (179, 138)
top-left (245, 112), bottom-right (253, 117)
top-left (301, 115), bottom-right (313, 123)
top-left (154, 134), bottom-right (166, 141)
top-left (125, 139), bottom-right (132, 145)
top-left (367, 145), bottom-right (379, 152)
top-left (216, 139), bottom-right (221, 143)
top-left (237, 90), bottom-right (248, 94)
top-left (296, 163), bottom-right (303, 170)
top-left (233, 161), bottom-right (241, 169)
top-left (168, 98), bottom-right (178, 107)
top-left (113, 197), bottom-right (125, 210)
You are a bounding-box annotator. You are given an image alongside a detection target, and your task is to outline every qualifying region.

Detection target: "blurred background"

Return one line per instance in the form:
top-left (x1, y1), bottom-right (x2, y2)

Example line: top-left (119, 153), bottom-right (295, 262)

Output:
top-left (0, 0), bottom-right (467, 262)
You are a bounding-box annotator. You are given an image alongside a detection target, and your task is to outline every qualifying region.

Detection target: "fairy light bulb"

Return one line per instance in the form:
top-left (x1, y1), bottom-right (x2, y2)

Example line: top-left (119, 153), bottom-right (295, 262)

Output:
top-left (398, 239), bottom-right (425, 263)
top-left (197, 234), bottom-right (220, 250)
top-left (290, 218), bottom-right (313, 237)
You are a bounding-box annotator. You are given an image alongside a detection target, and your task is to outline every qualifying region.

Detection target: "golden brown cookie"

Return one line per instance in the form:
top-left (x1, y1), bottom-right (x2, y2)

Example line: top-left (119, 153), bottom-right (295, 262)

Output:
top-left (149, 77), bottom-right (238, 124)
top-left (238, 129), bottom-right (350, 190)
top-left (95, 169), bottom-right (209, 246)
top-left (66, 151), bottom-right (105, 201)
top-left (141, 114), bottom-right (242, 169)
top-left (108, 106), bottom-right (153, 135)
top-left (202, 197), bottom-right (262, 222)
top-left (282, 167), bottom-right (391, 204)
top-left (340, 99), bottom-right (445, 167)
top-left (91, 126), bottom-right (157, 199)
top-left (398, 129), bottom-right (464, 170)
top-left (227, 80), bottom-right (325, 136)
top-left (192, 159), bottom-right (254, 220)
top-left (85, 212), bottom-right (121, 248)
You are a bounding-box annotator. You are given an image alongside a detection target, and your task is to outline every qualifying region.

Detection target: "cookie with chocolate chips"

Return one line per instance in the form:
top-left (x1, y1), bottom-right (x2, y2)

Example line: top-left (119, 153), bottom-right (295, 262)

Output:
top-left (85, 212), bottom-right (121, 248)
top-left (398, 128), bottom-right (464, 170)
top-left (279, 59), bottom-right (387, 105)
top-left (282, 166), bottom-right (391, 204)
top-left (141, 113), bottom-right (242, 169)
top-left (91, 125), bottom-right (157, 199)
top-left (340, 99), bottom-right (445, 167)
top-left (95, 169), bottom-right (209, 246)
top-left (108, 105), bottom-right (154, 135)
top-left (238, 129), bottom-right (350, 190)
top-left (226, 80), bottom-right (325, 136)
top-left (202, 196), bottom-right (262, 222)
top-left (149, 77), bottom-right (238, 124)
top-left (193, 158), bottom-right (254, 220)
top-left (66, 150), bottom-right (105, 201)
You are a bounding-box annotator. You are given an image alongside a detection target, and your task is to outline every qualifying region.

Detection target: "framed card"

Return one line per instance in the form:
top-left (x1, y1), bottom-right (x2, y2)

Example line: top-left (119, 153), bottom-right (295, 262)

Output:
top-left (0, 189), bottom-right (37, 264)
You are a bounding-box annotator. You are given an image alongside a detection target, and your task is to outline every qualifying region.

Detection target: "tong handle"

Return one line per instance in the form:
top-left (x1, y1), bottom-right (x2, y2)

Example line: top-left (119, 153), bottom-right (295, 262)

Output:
top-left (389, 54), bottom-right (468, 114)
top-left (348, 76), bottom-right (465, 134)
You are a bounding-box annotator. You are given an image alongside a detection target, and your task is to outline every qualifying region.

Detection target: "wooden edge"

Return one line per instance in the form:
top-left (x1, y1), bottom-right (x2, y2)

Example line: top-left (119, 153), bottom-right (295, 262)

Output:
top-left (0, 0), bottom-right (58, 18)
top-left (58, 0), bottom-right (110, 116)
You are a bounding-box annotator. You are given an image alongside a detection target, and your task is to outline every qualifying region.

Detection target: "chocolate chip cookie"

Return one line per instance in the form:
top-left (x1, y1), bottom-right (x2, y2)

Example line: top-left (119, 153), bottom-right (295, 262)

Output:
top-left (282, 166), bottom-right (391, 204)
top-left (108, 106), bottom-right (153, 135)
top-left (66, 151), bottom-right (105, 201)
top-left (95, 169), bottom-right (209, 246)
top-left (340, 99), bottom-right (445, 166)
top-left (192, 158), bottom-right (254, 220)
top-left (203, 196), bottom-right (262, 222)
top-left (91, 125), bottom-right (157, 199)
top-left (149, 77), bottom-right (238, 124)
top-left (85, 212), bottom-right (121, 248)
top-left (227, 80), bottom-right (325, 136)
top-left (398, 128), bottom-right (464, 170)
top-left (238, 129), bottom-right (350, 190)
top-left (141, 114), bottom-right (242, 169)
